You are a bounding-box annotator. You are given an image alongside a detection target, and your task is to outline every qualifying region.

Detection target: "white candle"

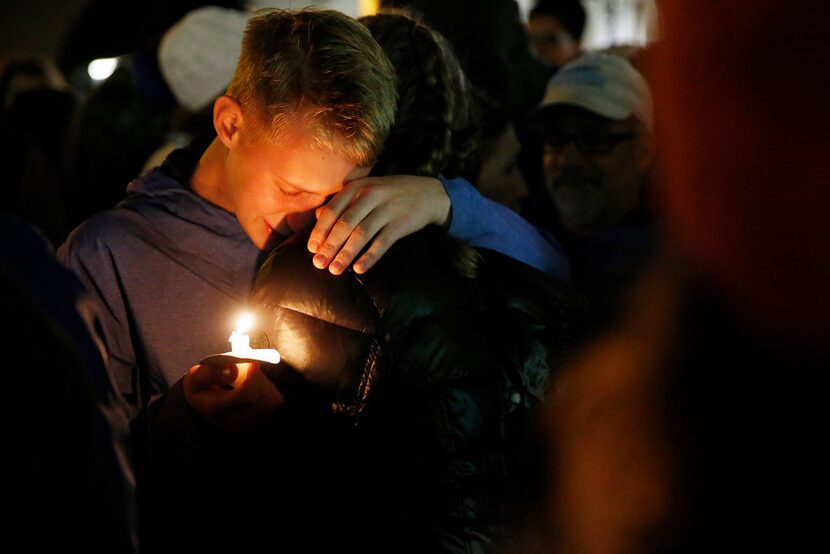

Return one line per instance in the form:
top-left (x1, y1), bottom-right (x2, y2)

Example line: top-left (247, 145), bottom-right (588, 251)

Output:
top-left (229, 313), bottom-right (254, 355)
top-left (225, 312), bottom-right (280, 364)
top-left (229, 330), bottom-right (251, 355)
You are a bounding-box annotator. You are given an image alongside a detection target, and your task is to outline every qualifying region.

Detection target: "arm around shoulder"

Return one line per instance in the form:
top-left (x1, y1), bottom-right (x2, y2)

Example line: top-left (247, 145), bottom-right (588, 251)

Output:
top-left (440, 175), bottom-right (571, 282)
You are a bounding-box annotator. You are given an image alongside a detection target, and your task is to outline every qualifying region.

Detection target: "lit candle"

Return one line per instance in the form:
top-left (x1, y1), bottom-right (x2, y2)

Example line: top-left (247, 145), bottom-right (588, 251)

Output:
top-left (229, 313), bottom-right (254, 356)
top-left (225, 312), bottom-right (280, 364)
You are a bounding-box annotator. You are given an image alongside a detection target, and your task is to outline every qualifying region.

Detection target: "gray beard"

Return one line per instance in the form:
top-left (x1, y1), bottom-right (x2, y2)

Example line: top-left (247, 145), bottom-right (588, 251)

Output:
top-left (553, 185), bottom-right (606, 232)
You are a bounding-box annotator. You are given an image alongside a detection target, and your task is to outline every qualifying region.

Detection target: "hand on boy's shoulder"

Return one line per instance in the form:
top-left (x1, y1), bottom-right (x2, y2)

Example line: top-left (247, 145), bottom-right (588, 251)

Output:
top-left (307, 175), bottom-right (451, 275)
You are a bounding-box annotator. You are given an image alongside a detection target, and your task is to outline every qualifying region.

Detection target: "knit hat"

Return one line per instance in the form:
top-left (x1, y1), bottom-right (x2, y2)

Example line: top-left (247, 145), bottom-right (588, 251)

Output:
top-left (158, 6), bottom-right (250, 112)
top-left (539, 52), bottom-right (653, 129)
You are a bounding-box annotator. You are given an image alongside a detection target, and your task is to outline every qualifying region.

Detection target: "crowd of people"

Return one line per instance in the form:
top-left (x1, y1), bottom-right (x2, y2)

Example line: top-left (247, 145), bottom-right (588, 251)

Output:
top-left (3, 1), bottom-right (827, 552)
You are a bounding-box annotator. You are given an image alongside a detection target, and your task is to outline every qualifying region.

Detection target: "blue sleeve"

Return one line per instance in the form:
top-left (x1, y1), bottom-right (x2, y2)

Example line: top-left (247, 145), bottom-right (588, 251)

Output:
top-left (440, 175), bottom-right (571, 282)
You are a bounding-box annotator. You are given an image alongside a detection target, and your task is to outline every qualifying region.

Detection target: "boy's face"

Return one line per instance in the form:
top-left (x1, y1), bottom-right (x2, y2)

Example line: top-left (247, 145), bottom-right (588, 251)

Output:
top-left (225, 121), bottom-right (370, 249)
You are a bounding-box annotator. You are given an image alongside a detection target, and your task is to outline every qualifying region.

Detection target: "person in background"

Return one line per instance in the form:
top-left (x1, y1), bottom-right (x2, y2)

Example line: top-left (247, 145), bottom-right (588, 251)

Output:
top-left (464, 95), bottom-right (529, 213)
top-left (59, 2), bottom-right (248, 231)
top-left (528, 0), bottom-right (586, 68)
top-left (365, 11), bottom-right (529, 213)
top-left (537, 52), bottom-right (656, 324)
top-left (379, 0), bottom-right (565, 247)
top-left (381, 0), bottom-right (549, 122)
top-left (0, 54), bottom-right (77, 245)
top-left (142, 5), bottom-right (251, 173)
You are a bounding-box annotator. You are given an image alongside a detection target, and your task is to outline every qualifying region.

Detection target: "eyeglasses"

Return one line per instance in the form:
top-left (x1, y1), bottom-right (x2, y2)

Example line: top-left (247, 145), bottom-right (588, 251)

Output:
top-left (543, 131), bottom-right (636, 156)
top-left (530, 32), bottom-right (561, 47)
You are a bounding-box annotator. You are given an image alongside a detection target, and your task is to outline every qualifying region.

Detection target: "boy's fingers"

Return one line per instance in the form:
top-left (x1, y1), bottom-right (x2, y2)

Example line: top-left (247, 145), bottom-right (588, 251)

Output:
top-left (308, 183), bottom-right (361, 253)
top-left (313, 196), bottom-right (378, 269)
top-left (328, 211), bottom-right (387, 275)
top-left (187, 363), bottom-right (238, 391)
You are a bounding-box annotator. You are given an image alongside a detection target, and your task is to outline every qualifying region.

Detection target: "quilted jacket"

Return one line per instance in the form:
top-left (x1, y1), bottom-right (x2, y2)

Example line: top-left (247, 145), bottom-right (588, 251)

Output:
top-left (249, 225), bottom-right (580, 553)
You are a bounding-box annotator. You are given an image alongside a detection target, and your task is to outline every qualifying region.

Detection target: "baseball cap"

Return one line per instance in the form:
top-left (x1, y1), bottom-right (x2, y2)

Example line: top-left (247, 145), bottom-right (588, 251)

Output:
top-left (539, 52), bottom-right (653, 129)
top-left (158, 6), bottom-right (250, 112)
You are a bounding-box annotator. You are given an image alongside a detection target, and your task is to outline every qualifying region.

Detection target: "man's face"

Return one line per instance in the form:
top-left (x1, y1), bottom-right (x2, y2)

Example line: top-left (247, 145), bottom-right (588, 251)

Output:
top-left (529, 14), bottom-right (580, 67)
top-left (224, 121), bottom-right (370, 249)
top-left (542, 105), bottom-right (650, 235)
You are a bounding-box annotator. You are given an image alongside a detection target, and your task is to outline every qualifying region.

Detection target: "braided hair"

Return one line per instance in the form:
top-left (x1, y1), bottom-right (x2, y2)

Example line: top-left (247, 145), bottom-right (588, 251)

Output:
top-left (361, 9), bottom-right (480, 178)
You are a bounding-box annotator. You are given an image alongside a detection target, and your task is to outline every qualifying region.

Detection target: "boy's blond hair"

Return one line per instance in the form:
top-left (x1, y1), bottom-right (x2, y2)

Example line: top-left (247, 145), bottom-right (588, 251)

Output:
top-left (227, 8), bottom-right (397, 166)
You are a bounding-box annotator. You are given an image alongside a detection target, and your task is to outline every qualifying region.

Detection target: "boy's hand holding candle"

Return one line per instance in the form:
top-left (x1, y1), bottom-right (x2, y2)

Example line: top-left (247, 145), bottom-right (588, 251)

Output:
top-left (182, 313), bottom-right (283, 432)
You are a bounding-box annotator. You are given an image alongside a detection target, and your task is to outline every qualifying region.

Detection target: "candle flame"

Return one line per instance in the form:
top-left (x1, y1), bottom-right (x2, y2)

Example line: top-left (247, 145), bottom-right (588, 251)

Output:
top-left (225, 311), bottom-right (279, 364)
top-left (235, 312), bottom-right (254, 334)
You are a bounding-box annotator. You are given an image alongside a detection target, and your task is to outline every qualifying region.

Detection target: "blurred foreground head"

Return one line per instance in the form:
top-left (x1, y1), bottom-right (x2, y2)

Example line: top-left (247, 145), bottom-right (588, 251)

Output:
top-left (536, 2), bottom-right (830, 553)
top-left (656, 0), bottom-right (830, 344)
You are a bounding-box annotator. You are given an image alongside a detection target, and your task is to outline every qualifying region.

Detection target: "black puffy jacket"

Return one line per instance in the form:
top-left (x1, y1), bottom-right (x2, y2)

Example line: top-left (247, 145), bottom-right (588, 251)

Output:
top-left (249, 225), bottom-right (580, 553)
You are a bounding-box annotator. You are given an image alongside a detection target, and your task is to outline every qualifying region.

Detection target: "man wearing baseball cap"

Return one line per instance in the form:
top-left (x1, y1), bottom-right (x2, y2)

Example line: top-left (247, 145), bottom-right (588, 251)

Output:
top-left (537, 52), bottom-right (656, 317)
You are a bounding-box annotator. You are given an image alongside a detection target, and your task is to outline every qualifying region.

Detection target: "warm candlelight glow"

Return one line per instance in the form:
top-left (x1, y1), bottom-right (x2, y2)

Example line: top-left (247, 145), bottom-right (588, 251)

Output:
top-left (225, 312), bottom-right (280, 364)
top-left (236, 313), bottom-right (254, 335)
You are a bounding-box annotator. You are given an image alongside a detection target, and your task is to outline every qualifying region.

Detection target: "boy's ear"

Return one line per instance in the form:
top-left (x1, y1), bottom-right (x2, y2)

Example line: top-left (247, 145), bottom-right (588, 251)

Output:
top-left (213, 95), bottom-right (244, 148)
